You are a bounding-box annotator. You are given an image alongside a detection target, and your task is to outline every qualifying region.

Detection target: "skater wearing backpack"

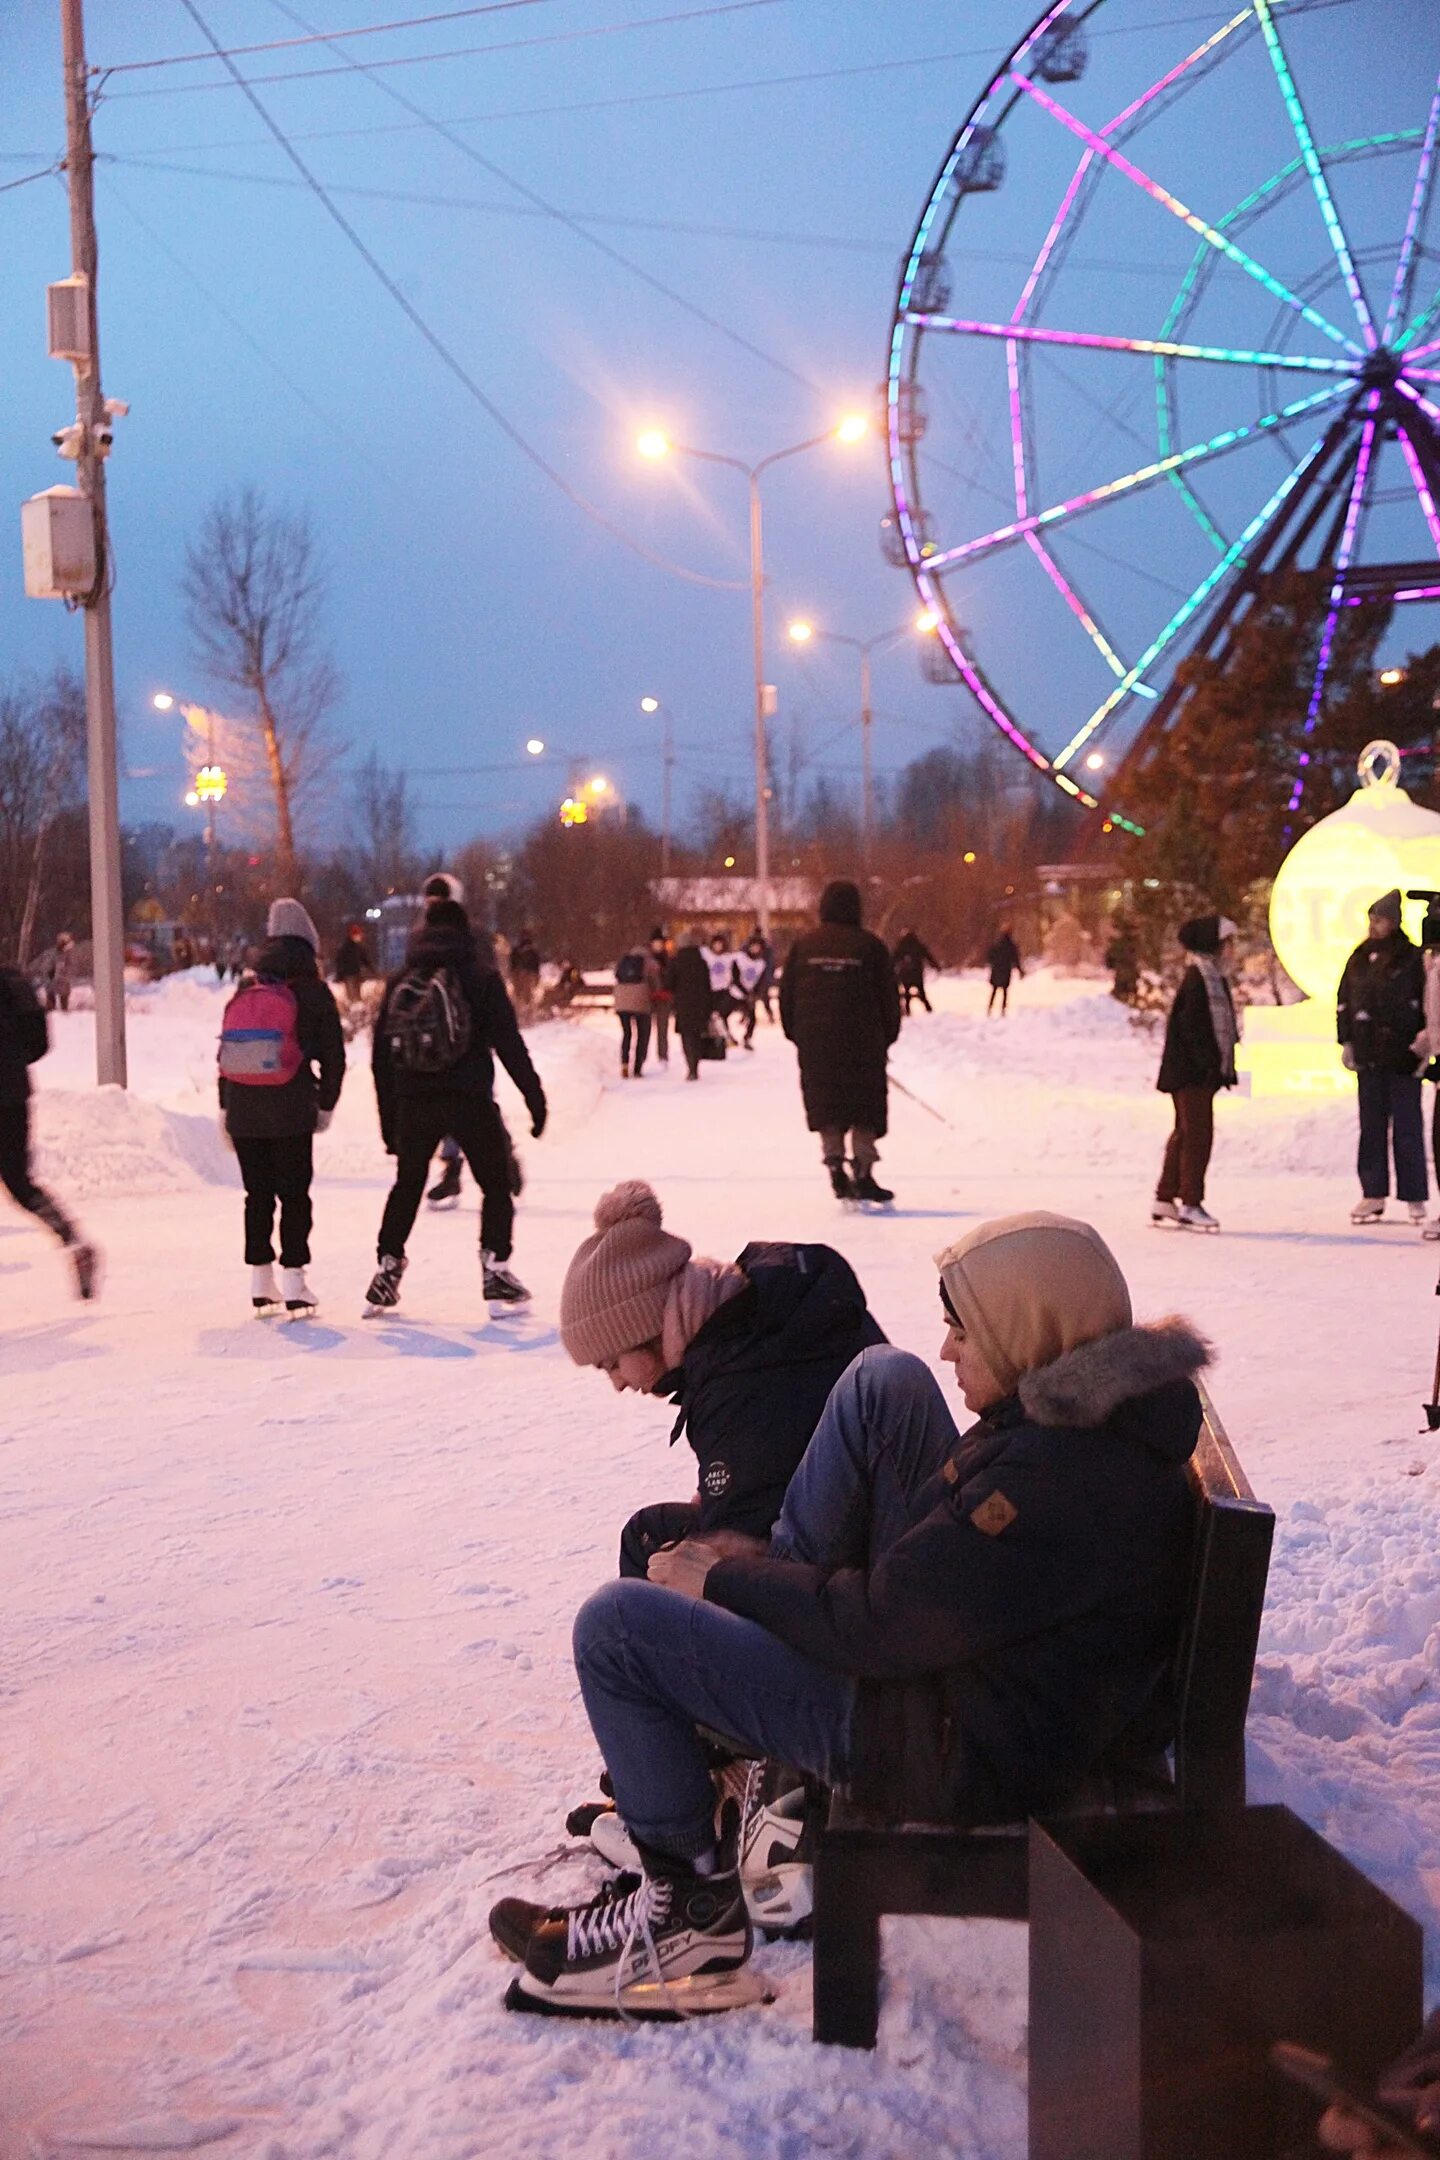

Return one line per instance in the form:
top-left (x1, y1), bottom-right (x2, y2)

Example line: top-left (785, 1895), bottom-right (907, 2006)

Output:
top-left (218, 899), bottom-right (345, 1318)
top-left (369, 893), bottom-right (546, 1315)
top-left (613, 943), bottom-right (660, 1077)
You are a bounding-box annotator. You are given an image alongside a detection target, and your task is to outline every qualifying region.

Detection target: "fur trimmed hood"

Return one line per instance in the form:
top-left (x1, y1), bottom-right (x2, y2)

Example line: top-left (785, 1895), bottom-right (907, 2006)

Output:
top-left (1018, 1316), bottom-right (1211, 1430)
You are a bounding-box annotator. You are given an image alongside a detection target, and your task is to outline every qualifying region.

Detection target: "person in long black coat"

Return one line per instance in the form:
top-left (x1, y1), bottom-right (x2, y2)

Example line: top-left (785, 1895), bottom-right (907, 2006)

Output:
top-left (0, 964), bottom-right (97, 1297)
top-left (986, 924), bottom-right (1023, 1016)
top-left (1337, 887), bottom-right (1428, 1225)
top-left (667, 932), bottom-right (714, 1081)
top-left (780, 879), bottom-right (901, 1202)
top-left (1152, 913), bottom-right (1238, 1233)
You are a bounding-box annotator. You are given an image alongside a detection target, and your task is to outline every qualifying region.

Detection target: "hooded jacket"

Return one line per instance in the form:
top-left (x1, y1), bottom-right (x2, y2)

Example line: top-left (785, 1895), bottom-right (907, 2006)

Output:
top-left (780, 885), bottom-right (901, 1136)
top-left (372, 913), bottom-right (545, 1145)
top-left (1337, 930), bottom-right (1425, 1076)
top-left (667, 941), bottom-right (713, 1035)
top-left (219, 934), bottom-right (346, 1140)
top-left (661, 1240), bottom-right (887, 1538)
top-left (0, 966), bottom-right (50, 1107)
top-left (704, 1320), bottom-right (1207, 1824)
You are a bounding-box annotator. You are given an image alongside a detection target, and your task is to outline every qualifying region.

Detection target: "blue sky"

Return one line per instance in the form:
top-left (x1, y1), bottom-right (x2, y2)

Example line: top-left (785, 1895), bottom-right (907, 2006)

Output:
top-left (2, 0), bottom-right (1435, 855)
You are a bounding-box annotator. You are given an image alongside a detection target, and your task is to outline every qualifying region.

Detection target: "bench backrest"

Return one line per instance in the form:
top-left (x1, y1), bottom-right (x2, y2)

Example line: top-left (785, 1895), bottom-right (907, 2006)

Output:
top-left (1170, 1385), bottom-right (1275, 1809)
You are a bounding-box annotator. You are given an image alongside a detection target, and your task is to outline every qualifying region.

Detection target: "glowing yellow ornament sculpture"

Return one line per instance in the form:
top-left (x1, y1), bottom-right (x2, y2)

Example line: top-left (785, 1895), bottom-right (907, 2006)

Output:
top-left (1241, 743), bottom-right (1440, 1096)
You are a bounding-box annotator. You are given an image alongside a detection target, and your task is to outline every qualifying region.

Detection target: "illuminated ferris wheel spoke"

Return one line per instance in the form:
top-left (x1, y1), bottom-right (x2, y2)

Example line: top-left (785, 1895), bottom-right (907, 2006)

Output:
top-left (908, 312), bottom-right (1356, 374)
top-left (1393, 428), bottom-right (1440, 560)
top-left (925, 382), bottom-right (1349, 575)
top-left (1397, 377), bottom-right (1440, 430)
top-left (1024, 531), bottom-right (1139, 685)
top-left (1286, 396), bottom-right (1382, 816)
top-left (1383, 77), bottom-right (1440, 346)
top-left (1011, 73), bottom-right (1363, 355)
top-left (1052, 423), bottom-right (1342, 773)
top-left (1253, 0), bottom-right (1378, 347)
top-left (1398, 291), bottom-right (1440, 356)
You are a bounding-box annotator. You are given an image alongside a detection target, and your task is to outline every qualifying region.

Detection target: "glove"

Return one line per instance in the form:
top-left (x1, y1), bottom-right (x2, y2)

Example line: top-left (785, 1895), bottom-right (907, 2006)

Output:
top-left (529, 1100), bottom-right (548, 1140)
top-left (1340, 1043), bottom-right (1357, 1072)
top-left (314, 1109), bottom-right (333, 1132)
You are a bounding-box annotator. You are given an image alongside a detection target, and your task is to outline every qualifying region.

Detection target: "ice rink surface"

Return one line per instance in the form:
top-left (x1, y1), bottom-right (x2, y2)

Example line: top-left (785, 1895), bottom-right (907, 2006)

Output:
top-left (3, 969), bottom-right (1437, 2157)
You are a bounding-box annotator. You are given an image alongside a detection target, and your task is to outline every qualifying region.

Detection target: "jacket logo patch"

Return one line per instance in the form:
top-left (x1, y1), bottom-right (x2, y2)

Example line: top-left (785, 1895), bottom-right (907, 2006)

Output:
top-left (970, 1491), bottom-right (1018, 1537)
top-left (702, 1460), bottom-right (730, 1497)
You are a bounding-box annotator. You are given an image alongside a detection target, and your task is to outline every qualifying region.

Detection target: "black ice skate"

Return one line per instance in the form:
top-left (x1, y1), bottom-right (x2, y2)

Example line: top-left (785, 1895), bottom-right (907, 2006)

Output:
top-left (69, 1242), bottom-right (101, 1301)
top-left (851, 1171), bottom-right (895, 1206)
top-left (503, 1842), bottom-right (763, 2020)
top-left (426, 1160), bottom-right (462, 1210)
top-left (490, 1871), bottom-right (642, 1965)
top-left (483, 1251), bottom-right (531, 1313)
top-left (363, 1253), bottom-right (406, 1315)
top-left (826, 1158), bottom-right (855, 1202)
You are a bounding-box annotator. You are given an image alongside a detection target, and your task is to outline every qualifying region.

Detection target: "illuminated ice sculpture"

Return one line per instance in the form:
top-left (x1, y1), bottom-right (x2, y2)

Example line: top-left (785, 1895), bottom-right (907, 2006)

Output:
top-left (1240, 742), bottom-right (1440, 1096)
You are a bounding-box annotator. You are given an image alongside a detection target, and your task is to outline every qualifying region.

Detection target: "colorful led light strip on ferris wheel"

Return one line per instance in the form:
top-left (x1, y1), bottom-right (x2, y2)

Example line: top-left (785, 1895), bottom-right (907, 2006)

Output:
top-left (1052, 424), bottom-right (1340, 773)
top-left (1253, 0), bottom-right (1377, 349)
top-left (1396, 377), bottom-right (1440, 430)
top-left (1384, 77), bottom-right (1440, 347)
top-left (1011, 73), bottom-right (1362, 356)
top-left (1286, 394), bottom-right (1381, 816)
top-left (909, 315), bottom-right (1355, 375)
top-left (924, 382), bottom-right (1348, 576)
top-left (1399, 293), bottom-right (1440, 357)
top-left (1341, 585), bottom-right (1440, 606)
top-left (1394, 426), bottom-right (1440, 560)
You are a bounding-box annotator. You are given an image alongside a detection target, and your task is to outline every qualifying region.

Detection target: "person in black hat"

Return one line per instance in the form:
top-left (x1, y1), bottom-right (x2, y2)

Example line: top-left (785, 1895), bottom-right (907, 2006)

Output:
top-left (1337, 889), bottom-right (1428, 1228)
top-left (1152, 914), bottom-right (1238, 1233)
top-left (779, 879), bottom-right (901, 1204)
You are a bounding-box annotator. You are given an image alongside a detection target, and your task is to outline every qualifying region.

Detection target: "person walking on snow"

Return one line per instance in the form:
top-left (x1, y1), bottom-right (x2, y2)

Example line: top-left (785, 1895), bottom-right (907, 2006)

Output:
top-left (1152, 915), bottom-right (1238, 1235)
top-left (613, 941), bottom-right (661, 1078)
top-left (668, 931), bottom-right (713, 1081)
top-left (781, 878), bottom-right (901, 1204)
top-left (219, 899), bottom-right (345, 1318)
top-left (735, 935), bottom-right (768, 1049)
top-left (893, 927), bottom-right (939, 1015)
top-left (1338, 888), bottom-right (1428, 1227)
top-left (369, 893), bottom-right (546, 1315)
top-left (333, 922), bottom-right (372, 1009)
top-left (706, 934), bottom-right (741, 1042)
top-left (509, 930), bottom-right (542, 1016)
top-left (1416, 906), bottom-right (1440, 1240)
top-left (45, 931), bottom-right (76, 1014)
top-left (0, 962), bottom-right (98, 1298)
top-left (648, 930), bottom-right (674, 1064)
top-left (986, 923), bottom-right (1023, 1017)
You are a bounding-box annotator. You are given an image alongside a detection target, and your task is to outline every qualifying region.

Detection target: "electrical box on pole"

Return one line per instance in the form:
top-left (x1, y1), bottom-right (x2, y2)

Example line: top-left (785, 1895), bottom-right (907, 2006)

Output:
top-left (47, 275), bottom-right (92, 366)
top-left (21, 486), bottom-right (97, 598)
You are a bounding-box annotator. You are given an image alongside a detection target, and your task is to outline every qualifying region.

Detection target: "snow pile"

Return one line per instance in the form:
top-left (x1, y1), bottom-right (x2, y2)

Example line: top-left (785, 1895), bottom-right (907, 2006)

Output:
top-left (32, 1083), bottom-right (237, 1199)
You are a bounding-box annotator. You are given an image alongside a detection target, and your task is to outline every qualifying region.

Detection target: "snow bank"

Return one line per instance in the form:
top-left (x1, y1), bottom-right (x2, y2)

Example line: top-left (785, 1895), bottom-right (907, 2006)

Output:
top-left (32, 1085), bottom-right (237, 1199)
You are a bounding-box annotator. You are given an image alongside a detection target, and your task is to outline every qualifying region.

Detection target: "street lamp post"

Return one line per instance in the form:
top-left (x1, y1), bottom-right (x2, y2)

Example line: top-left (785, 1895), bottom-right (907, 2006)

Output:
top-left (638, 416), bottom-right (868, 937)
top-left (787, 611), bottom-right (937, 866)
top-left (640, 697), bottom-right (673, 875)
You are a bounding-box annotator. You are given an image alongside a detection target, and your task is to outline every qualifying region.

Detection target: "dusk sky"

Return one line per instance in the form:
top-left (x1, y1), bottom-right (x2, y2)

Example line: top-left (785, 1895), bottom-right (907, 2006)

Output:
top-left (2, 0), bottom-right (1434, 856)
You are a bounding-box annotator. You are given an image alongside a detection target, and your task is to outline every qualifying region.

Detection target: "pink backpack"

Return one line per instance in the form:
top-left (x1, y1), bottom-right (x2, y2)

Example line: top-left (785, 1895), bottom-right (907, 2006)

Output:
top-left (218, 978), bottom-right (303, 1086)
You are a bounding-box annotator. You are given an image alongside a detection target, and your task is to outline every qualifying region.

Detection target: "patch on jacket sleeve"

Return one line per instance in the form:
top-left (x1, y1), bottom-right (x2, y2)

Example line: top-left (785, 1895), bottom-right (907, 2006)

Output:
top-left (702, 1459), bottom-right (730, 1498)
top-left (969, 1490), bottom-right (1018, 1537)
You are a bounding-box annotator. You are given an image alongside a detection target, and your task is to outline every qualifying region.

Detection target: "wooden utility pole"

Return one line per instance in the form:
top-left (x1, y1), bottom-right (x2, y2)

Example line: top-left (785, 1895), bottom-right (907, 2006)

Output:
top-left (59, 0), bottom-right (127, 1087)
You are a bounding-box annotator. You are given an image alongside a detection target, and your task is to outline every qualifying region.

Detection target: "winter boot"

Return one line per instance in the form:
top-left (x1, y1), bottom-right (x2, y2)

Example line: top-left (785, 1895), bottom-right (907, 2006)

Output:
top-left (1351, 1197), bottom-right (1385, 1224)
top-left (825, 1157), bottom-right (855, 1201)
top-left (281, 1266), bottom-right (318, 1318)
top-left (363, 1253), bottom-right (406, 1314)
top-left (504, 1838), bottom-right (758, 2019)
top-left (483, 1250), bottom-right (531, 1311)
top-left (1425, 1216), bottom-right (1440, 1242)
top-left (1150, 1198), bottom-right (1180, 1227)
top-left (426, 1159), bottom-right (462, 1209)
top-left (69, 1241), bottom-right (101, 1302)
top-left (851, 1171), bottom-right (895, 1206)
top-left (1176, 1203), bottom-right (1219, 1233)
top-left (251, 1263), bottom-right (282, 1316)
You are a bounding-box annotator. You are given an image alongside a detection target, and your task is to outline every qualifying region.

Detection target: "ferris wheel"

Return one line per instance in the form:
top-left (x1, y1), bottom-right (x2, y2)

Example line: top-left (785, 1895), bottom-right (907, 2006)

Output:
top-left (884, 0), bottom-right (1440, 829)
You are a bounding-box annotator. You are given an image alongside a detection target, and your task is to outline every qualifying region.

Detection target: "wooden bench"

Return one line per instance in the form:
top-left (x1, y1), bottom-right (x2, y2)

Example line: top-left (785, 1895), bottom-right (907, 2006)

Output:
top-left (810, 1387), bottom-right (1275, 2047)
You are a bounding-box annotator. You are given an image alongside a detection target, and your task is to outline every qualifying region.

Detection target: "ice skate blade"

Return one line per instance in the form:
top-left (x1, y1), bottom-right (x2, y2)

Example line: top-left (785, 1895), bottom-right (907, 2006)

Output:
top-left (486, 1299), bottom-right (532, 1321)
top-left (426, 1195), bottom-right (461, 1211)
top-left (361, 1301), bottom-right (400, 1320)
top-left (252, 1300), bottom-right (283, 1318)
top-left (1175, 1221), bottom-right (1220, 1234)
top-left (285, 1304), bottom-right (319, 1321)
top-left (504, 1965), bottom-right (771, 2021)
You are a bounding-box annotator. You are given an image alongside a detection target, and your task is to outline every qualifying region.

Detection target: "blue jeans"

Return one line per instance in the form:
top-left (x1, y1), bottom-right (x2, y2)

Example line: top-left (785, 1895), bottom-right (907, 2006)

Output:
top-left (572, 1346), bottom-right (962, 1860)
top-left (1357, 1069), bottom-right (1427, 1202)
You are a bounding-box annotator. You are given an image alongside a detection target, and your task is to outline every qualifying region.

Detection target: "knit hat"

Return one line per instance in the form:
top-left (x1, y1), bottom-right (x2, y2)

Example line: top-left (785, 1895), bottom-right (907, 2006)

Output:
top-left (423, 871), bottom-right (466, 906)
top-left (266, 897), bottom-right (319, 949)
top-left (1177, 914), bottom-right (1237, 955)
top-left (936, 1211), bottom-right (1132, 1400)
top-left (1370, 888), bottom-right (1402, 926)
top-left (560, 1182), bottom-right (693, 1366)
top-left (820, 879), bottom-right (862, 927)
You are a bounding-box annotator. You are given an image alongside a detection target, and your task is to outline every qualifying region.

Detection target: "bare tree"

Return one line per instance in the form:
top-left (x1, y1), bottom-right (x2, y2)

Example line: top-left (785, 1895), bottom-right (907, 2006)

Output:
top-left (352, 750), bottom-right (422, 899)
top-left (0, 670), bottom-right (89, 965)
top-left (183, 486), bottom-right (338, 885)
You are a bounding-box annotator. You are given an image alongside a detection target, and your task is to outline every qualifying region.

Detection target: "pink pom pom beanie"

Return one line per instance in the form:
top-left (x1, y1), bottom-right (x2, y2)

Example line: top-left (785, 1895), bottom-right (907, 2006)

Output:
top-left (560, 1182), bottom-right (694, 1367)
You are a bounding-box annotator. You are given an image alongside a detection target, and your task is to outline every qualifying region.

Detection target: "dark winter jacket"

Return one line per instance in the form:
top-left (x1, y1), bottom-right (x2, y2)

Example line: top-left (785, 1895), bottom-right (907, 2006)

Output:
top-left (659, 1242), bottom-right (887, 1539)
top-left (892, 931), bottom-right (938, 987)
top-left (1157, 965), bottom-right (1236, 1094)
top-left (780, 918), bottom-right (902, 1137)
top-left (705, 1323), bottom-right (1207, 1826)
top-left (219, 936), bottom-right (346, 1140)
top-left (334, 936), bottom-right (371, 984)
top-left (510, 939), bottom-right (541, 978)
top-left (0, 966), bottom-right (49, 1106)
top-left (987, 933), bottom-right (1022, 989)
top-left (1337, 932), bottom-right (1425, 1076)
top-left (667, 943), bottom-right (713, 1037)
top-left (372, 917), bottom-right (545, 1149)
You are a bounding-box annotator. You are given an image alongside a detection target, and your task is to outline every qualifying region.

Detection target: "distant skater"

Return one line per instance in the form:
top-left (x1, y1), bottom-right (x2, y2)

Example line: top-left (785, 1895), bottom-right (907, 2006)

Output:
top-left (986, 923), bottom-right (1023, 1017)
top-left (668, 932), bottom-right (713, 1081)
top-left (781, 879), bottom-right (901, 1205)
top-left (1338, 888), bottom-right (1428, 1228)
top-left (892, 927), bottom-right (938, 1016)
top-left (0, 961), bottom-right (99, 1298)
top-left (1151, 915), bottom-right (1238, 1235)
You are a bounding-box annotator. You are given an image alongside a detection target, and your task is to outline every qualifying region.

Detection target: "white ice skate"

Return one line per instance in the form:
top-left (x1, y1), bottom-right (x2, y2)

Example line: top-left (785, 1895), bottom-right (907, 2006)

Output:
top-left (281, 1266), bottom-right (318, 1319)
top-left (251, 1264), bottom-right (282, 1317)
top-left (1409, 1202), bottom-right (1428, 1228)
top-left (1351, 1197), bottom-right (1385, 1224)
top-left (1150, 1199), bottom-right (1180, 1227)
top-left (1176, 1203), bottom-right (1219, 1233)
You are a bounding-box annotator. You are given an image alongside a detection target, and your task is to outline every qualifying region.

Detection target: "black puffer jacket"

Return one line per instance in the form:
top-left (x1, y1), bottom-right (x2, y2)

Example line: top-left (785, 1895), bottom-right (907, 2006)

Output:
top-left (0, 967), bottom-right (49, 1106)
top-left (219, 936), bottom-right (346, 1140)
top-left (660, 1242), bottom-right (886, 1538)
top-left (1337, 932), bottom-right (1425, 1076)
top-left (1157, 965), bottom-right (1236, 1093)
top-left (705, 1323), bottom-right (1206, 1825)
top-left (372, 915), bottom-right (545, 1147)
top-left (667, 943), bottom-right (713, 1037)
top-left (780, 889), bottom-right (901, 1136)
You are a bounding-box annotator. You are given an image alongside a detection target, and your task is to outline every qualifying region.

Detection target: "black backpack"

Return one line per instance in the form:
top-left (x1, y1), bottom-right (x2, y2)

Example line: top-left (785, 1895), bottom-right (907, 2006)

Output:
top-left (385, 966), bottom-right (472, 1074)
top-left (615, 951), bottom-right (646, 986)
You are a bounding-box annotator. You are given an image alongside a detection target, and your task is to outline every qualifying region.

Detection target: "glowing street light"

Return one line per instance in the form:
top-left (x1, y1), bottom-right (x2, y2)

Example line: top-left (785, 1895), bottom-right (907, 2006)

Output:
top-left (835, 413), bottom-right (869, 444)
top-left (787, 619), bottom-right (814, 644)
top-left (636, 429), bottom-right (670, 461)
top-left (588, 774), bottom-right (610, 796)
top-left (640, 697), bottom-right (659, 714)
top-left (526, 736), bottom-right (546, 755)
top-left (152, 691), bottom-right (174, 712)
top-left (184, 789), bottom-right (200, 808)
top-left (1380, 667), bottom-right (1407, 686)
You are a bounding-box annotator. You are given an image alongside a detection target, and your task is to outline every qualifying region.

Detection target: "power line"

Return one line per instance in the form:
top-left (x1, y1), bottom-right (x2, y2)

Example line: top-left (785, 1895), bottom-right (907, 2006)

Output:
top-left (97, 1), bottom-right (545, 72)
top-left (262, 0), bottom-right (822, 393)
top-left (0, 165), bottom-right (61, 194)
top-left (102, 0), bottom-right (788, 98)
top-left (171, 0), bottom-right (747, 591)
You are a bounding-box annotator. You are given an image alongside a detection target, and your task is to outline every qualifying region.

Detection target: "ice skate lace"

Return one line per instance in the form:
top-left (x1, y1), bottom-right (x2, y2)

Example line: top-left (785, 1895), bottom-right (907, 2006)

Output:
top-left (739, 1757), bottom-right (765, 1866)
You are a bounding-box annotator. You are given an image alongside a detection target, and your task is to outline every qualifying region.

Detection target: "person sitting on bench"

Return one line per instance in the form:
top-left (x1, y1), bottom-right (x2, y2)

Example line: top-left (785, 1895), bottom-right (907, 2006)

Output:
top-left (490, 1210), bottom-right (1209, 2021)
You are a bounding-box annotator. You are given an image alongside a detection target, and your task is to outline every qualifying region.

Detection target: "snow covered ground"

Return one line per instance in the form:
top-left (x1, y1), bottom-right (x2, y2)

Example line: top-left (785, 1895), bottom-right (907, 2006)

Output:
top-left (3, 968), bottom-right (1437, 2158)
